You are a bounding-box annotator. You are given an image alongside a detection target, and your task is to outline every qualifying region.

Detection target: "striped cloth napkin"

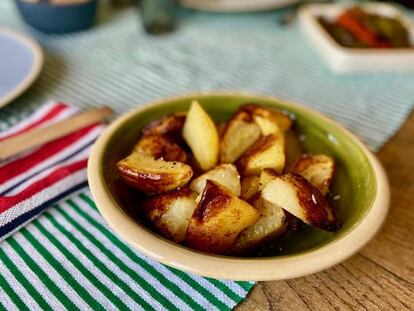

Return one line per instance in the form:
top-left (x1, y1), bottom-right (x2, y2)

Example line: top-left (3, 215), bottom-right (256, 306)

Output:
top-left (0, 103), bottom-right (254, 310)
top-left (0, 102), bottom-right (102, 240)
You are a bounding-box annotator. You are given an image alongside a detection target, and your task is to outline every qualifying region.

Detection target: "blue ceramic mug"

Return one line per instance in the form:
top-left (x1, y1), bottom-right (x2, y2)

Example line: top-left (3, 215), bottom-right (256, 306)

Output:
top-left (15, 0), bottom-right (98, 34)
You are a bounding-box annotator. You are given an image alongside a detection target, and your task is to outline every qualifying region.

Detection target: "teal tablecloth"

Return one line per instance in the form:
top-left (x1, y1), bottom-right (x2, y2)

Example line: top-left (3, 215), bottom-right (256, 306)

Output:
top-left (0, 1), bottom-right (413, 310)
top-left (0, 1), bottom-right (413, 149)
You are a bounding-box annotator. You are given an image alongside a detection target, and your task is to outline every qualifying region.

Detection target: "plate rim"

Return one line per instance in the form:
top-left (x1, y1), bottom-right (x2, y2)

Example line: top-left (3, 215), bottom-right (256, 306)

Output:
top-left (0, 28), bottom-right (44, 109)
top-left (180, 0), bottom-right (299, 12)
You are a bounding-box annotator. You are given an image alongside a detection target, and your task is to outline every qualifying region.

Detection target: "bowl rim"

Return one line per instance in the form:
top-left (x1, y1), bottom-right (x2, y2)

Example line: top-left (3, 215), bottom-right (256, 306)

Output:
top-left (88, 92), bottom-right (390, 281)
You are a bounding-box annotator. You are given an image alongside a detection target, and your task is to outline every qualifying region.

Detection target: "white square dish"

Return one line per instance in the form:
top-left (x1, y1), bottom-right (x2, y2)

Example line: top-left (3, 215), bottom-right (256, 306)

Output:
top-left (298, 3), bottom-right (414, 73)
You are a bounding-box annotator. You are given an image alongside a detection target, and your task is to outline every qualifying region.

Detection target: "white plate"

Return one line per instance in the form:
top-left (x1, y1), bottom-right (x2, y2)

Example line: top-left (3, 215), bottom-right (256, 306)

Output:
top-left (0, 28), bottom-right (43, 109)
top-left (299, 3), bottom-right (414, 73)
top-left (181, 0), bottom-right (299, 12)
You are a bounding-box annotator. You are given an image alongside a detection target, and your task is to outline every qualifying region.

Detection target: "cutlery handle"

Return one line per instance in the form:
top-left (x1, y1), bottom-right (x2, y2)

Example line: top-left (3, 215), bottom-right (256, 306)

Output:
top-left (0, 106), bottom-right (112, 161)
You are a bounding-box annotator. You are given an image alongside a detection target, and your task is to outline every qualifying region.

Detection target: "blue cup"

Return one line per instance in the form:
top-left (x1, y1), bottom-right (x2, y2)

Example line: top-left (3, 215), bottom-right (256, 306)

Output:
top-left (15, 0), bottom-right (98, 34)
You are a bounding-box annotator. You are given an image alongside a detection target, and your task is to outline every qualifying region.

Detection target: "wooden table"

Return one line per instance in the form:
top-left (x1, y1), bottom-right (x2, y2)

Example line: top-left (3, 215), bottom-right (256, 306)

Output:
top-left (238, 112), bottom-right (414, 310)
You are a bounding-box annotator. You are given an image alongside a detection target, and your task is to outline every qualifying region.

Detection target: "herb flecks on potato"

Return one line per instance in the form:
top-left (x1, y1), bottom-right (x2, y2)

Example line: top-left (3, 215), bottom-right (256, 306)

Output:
top-left (237, 134), bottom-right (285, 176)
top-left (117, 101), bottom-right (341, 255)
top-left (290, 154), bottom-right (335, 196)
top-left (233, 195), bottom-right (287, 254)
top-left (142, 188), bottom-right (197, 243)
top-left (190, 164), bottom-right (241, 196)
top-left (258, 168), bottom-right (279, 191)
top-left (117, 152), bottom-right (193, 193)
top-left (133, 134), bottom-right (188, 163)
top-left (240, 104), bottom-right (292, 134)
top-left (142, 112), bottom-right (187, 145)
top-left (186, 180), bottom-right (260, 254)
top-left (262, 173), bottom-right (340, 231)
top-left (240, 176), bottom-right (260, 200)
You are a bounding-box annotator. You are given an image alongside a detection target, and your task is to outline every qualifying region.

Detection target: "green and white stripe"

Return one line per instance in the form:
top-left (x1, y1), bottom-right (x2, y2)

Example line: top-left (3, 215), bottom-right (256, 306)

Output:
top-left (0, 189), bottom-right (254, 310)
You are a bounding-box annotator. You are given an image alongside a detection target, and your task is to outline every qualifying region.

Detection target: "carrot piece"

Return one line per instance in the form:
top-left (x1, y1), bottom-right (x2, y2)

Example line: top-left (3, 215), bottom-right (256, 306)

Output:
top-left (335, 12), bottom-right (389, 48)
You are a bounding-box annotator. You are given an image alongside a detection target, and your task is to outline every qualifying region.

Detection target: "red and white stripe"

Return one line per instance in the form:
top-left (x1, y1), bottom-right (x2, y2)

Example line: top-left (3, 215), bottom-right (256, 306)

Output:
top-left (0, 102), bottom-right (78, 141)
top-left (0, 125), bottom-right (103, 193)
top-left (0, 102), bottom-right (104, 241)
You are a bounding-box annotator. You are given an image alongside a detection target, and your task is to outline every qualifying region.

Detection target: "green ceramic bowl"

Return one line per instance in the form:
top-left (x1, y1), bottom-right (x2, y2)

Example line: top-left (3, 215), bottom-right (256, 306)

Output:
top-left (88, 93), bottom-right (389, 281)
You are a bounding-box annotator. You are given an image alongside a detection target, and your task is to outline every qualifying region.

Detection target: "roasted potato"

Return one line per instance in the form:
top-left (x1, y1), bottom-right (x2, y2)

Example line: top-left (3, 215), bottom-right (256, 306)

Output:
top-left (183, 101), bottom-right (219, 171)
top-left (240, 176), bottom-right (260, 200)
top-left (240, 104), bottom-right (292, 135)
top-left (133, 134), bottom-right (188, 163)
top-left (261, 173), bottom-right (340, 231)
top-left (142, 188), bottom-right (197, 243)
top-left (118, 101), bottom-right (342, 253)
top-left (237, 134), bottom-right (285, 176)
top-left (117, 152), bottom-right (193, 193)
top-left (219, 110), bottom-right (261, 164)
top-left (233, 196), bottom-right (287, 253)
top-left (190, 164), bottom-right (241, 196)
top-left (186, 180), bottom-right (260, 254)
top-left (142, 112), bottom-right (186, 144)
top-left (289, 154), bottom-right (335, 195)
top-left (258, 168), bottom-right (279, 191)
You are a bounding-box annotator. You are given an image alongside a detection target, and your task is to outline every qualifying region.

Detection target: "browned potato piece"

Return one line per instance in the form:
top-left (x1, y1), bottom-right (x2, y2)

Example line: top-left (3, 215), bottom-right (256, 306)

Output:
top-left (290, 155), bottom-right (335, 195)
top-left (142, 188), bottom-right (197, 243)
top-left (233, 196), bottom-right (287, 253)
top-left (133, 135), bottom-right (188, 163)
top-left (183, 101), bottom-right (219, 171)
top-left (186, 180), bottom-right (260, 254)
top-left (262, 173), bottom-right (340, 231)
top-left (142, 112), bottom-right (186, 144)
top-left (240, 104), bottom-right (292, 135)
top-left (240, 176), bottom-right (260, 200)
top-left (190, 164), bottom-right (240, 196)
top-left (258, 168), bottom-right (279, 191)
top-left (237, 134), bottom-right (285, 176)
top-left (284, 129), bottom-right (304, 169)
top-left (220, 110), bottom-right (261, 164)
top-left (117, 152), bottom-right (193, 193)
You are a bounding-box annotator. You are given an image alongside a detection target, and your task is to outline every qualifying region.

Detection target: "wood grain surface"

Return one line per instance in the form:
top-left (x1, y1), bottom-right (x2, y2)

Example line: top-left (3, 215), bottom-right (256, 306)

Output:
top-left (237, 111), bottom-right (414, 311)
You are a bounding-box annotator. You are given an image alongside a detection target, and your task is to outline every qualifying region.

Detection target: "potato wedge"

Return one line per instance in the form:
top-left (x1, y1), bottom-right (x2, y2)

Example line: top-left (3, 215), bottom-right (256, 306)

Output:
top-left (233, 196), bottom-right (286, 253)
top-left (186, 180), bottom-right (260, 254)
top-left (133, 134), bottom-right (188, 163)
top-left (240, 104), bottom-right (292, 135)
top-left (258, 168), bottom-right (279, 191)
top-left (240, 176), bottom-right (260, 200)
top-left (142, 112), bottom-right (186, 144)
top-left (183, 101), bottom-right (219, 171)
top-left (142, 188), bottom-right (197, 243)
top-left (117, 152), bottom-right (193, 193)
top-left (220, 110), bottom-right (261, 164)
top-left (237, 134), bottom-right (285, 176)
top-left (252, 115), bottom-right (279, 136)
top-left (262, 173), bottom-right (340, 231)
top-left (290, 155), bottom-right (335, 195)
top-left (190, 164), bottom-right (240, 196)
